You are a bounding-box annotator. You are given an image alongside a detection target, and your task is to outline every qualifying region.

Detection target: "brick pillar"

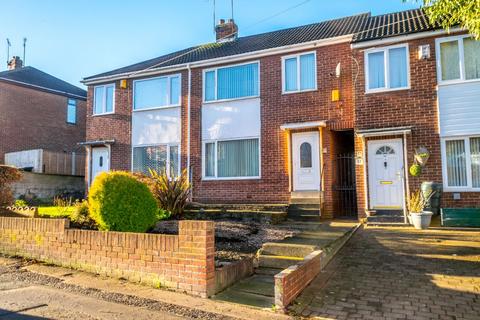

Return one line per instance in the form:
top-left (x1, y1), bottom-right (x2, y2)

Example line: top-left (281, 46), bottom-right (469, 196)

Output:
top-left (178, 221), bottom-right (215, 297)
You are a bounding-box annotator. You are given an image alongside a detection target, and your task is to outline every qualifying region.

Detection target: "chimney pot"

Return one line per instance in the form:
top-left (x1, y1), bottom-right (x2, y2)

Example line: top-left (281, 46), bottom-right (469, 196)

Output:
top-left (215, 18), bottom-right (238, 42)
top-left (7, 56), bottom-right (23, 70)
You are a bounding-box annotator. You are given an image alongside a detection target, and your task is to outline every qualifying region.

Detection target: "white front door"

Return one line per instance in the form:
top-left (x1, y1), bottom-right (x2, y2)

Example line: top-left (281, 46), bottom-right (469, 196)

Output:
top-left (368, 139), bottom-right (404, 209)
top-left (292, 132), bottom-right (320, 191)
top-left (90, 147), bottom-right (110, 185)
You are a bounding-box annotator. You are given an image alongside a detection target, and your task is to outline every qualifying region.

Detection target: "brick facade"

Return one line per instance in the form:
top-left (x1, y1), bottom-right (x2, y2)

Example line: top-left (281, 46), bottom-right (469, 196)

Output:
top-left (0, 217), bottom-right (216, 297)
top-left (353, 31), bottom-right (479, 218)
top-left (0, 81), bottom-right (86, 164)
top-left (85, 31), bottom-right (479, 218)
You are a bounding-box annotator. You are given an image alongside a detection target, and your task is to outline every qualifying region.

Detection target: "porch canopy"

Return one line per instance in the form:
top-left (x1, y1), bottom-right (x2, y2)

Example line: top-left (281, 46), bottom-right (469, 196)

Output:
top-left (355, 126), bottom-right (412, 138)
top-left (78, 139), bottom-right (115, 147)
top-left (280, 120), bottom-right (327, 131)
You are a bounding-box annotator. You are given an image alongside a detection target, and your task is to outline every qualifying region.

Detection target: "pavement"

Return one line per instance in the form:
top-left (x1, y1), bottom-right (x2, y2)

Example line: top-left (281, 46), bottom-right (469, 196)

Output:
top-left (290, 225), bottom-right (480, 319)
top-left (0, 256), bottom-right (291, 320)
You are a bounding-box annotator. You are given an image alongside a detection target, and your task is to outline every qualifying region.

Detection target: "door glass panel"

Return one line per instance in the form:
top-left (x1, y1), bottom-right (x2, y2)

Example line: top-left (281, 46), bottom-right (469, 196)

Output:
top-left (376, 146), bottom-right (395, 155)
top-left (300, 142), bottom-right (312, 168)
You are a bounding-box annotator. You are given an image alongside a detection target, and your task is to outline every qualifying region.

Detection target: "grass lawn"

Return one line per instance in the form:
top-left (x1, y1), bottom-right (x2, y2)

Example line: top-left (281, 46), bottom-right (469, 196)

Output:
top-left (37, 206), bottom-right (75, 218)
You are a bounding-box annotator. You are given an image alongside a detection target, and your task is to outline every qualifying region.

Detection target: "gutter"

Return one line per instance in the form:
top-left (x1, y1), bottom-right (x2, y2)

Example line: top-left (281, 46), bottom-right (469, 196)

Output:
top-left (81, 34), bottom-right (353, 85)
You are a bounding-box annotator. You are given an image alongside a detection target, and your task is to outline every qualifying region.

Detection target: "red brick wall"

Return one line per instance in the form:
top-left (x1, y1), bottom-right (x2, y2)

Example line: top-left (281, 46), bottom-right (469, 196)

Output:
top-left (85, 71), bottom-right (189, 175)
top-left (0, 81), bottom-right (86, 164)
top-left (353, 32), bottom-right (479, 217)
top-left (190, 43), bottom-right (355, 214)
top-left (0, 217), bottom-right (215, 297)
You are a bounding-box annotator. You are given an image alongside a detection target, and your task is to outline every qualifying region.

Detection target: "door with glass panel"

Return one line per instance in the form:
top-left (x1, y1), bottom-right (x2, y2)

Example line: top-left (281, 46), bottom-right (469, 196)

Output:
top-left (292, 132), bottom-right (320, 191)
top-left (91, 147), bottom-right (109, 185)
top-left (368, 139), bottom-right (404, 209)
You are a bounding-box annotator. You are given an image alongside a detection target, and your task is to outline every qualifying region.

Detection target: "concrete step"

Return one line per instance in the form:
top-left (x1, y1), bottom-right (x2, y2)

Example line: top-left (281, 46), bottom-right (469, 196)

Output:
top-left (289, 203), bottom-right (320, 210)
top-left (286, 215), bottom-right (321, 222)
top-left (258, 242), bottom-right (316, 258)
top-left (258, 254), bottom-right (304, 269)
top-left (290, 198), bottom-right (321, 205)
top-left (254, 267), bottom-right (282, 276)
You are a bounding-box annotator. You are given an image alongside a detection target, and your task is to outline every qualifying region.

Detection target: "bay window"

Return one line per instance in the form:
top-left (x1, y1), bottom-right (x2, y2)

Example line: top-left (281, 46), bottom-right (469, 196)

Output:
top-left (437, 35), bottom-right (480, 83)
top-left (132, 144), bottom-right (180, 178)
top-left (282, 52), bottom-right (317, 93)
top-left (133, 74), bottom-right (181, 110)
top-left (203, 138), bottom-right (260, 179)
top-left (94, 84), bottom-right (114, 115)
top-left (203, 62), bottom-right (259, 102)
top-left (365, 44), bottom-right (409, 92)
top-left (442, 136), bottom-right (480, 190)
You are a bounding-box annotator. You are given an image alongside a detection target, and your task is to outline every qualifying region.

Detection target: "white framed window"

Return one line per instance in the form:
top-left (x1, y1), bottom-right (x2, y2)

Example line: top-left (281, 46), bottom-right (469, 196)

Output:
top-left (133, 74), bottom-right (181, 111)
top-left (202, 137), bottom-right (260, 180)
top-left (436, 35), bottom-right (480, 85)
top-left (93, 84), bottom-right (115, 115)
top-left (203, 61), bottom-right (259, 102)
top-left (365, 44), bottom-right (410, 93)
top-left (67, 99), bottom-right (77, 124)
top-left (132, 144), bottom-right (180, 178)
top-left (282, 51), bottom-right (317, 93)
top-left (441, 136), bottom-right (480, 191)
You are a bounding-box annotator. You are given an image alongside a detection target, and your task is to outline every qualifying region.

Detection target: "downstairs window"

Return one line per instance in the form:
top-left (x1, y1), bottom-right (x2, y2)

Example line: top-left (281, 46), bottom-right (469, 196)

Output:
top-left (443, 137), bottom-right (480, 190)
top-left (203, 138), bottom-right (260, 179)
top-left (132, 144), bottom-right (179, 178)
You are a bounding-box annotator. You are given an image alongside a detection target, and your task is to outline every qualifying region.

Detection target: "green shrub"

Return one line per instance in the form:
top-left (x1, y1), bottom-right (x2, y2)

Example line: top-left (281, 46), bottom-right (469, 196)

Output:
top-left (0, 165), bottom-right (22, 206)
top-left (148, 169), bottom-right (191, 218)
top-left (14, 199), bottom-right (28, 207)
top-left (70, 200), bottom-right (97, 229)
top-left (88, 171), bottom-right (158, 232)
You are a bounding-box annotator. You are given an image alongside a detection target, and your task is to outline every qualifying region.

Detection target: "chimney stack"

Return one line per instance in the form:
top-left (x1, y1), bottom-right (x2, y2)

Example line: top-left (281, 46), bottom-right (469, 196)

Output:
top-left (7, 56), bottom-right (23, 70)
top-left (215, 18), bottom-right (238, 42)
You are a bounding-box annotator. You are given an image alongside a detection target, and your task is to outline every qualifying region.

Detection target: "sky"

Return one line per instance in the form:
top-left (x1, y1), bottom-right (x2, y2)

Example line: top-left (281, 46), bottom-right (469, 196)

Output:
top-left (0, 0), bottom-right (420, 88)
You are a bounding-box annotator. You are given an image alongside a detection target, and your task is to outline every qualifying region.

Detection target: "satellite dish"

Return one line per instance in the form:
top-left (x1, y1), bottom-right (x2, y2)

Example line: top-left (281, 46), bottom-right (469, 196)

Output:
top-left (335, 63), bottom-right (341, 78)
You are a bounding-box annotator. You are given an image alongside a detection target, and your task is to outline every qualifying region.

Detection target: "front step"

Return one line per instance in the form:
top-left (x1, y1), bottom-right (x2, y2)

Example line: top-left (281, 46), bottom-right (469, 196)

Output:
top-left (258, 255), bottom-right (304, 269)
top-left (259, 242), bottom-right (316, 258)
top-left (254, 267), bottom-right (282, 276)
top-left (367, 210), bottom-right (405, 224)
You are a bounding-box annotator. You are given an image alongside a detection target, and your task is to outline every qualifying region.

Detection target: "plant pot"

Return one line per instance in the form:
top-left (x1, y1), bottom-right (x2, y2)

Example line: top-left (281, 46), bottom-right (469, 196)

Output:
top-left (410, 211), bottom-right (433, 230)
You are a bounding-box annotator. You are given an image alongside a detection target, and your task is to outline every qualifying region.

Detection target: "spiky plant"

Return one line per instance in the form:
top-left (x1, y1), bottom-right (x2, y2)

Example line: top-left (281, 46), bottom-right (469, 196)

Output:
top-left (148, 169), bottom-right (191, 218)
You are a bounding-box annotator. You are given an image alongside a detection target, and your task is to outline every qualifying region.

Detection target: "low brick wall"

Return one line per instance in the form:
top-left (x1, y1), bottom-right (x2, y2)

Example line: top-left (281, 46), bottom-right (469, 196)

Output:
top-left (215, 257), bottom-right (254, 293)
top-left (274, 250), bottom-right (323, 311)
top-left (0, 217), bottom-right (215, 297)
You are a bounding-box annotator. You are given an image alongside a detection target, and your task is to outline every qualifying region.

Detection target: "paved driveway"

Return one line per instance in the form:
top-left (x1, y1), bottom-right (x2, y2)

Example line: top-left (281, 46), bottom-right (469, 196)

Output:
top-left (291, 226), bottom-right (480, 319)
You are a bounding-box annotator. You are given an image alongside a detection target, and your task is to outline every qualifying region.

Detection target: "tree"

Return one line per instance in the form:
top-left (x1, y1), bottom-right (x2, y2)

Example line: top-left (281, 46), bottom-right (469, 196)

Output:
top-left (419, 0), bottom-right (480, 39)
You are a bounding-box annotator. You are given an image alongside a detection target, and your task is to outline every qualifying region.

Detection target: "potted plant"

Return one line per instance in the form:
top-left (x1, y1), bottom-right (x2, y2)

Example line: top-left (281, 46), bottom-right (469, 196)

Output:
top-left (407, 189), bottom-right (435, 229)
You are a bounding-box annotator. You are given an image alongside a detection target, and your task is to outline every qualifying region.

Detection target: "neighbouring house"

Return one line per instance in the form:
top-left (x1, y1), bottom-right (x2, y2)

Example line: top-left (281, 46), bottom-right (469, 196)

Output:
top-left (81, 8), bottom-right (480, 219)
top-left (0, 57), bottom-right (88, 200)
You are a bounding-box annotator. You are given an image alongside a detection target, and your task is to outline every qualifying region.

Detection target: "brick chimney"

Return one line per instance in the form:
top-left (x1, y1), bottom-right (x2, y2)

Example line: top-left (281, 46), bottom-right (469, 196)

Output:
top-left (7, 56), bottom-right (23, 70)
top-left (215, 19), bottom-right (238, 42)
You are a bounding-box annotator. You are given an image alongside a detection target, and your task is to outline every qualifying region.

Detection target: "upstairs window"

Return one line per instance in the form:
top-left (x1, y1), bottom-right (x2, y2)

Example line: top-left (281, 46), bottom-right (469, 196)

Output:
top-left (437, 35), bottom-right (480, 83)
top-left (365, 44), bottom-right (409, 92)
top-left (282, 52), bottom-right (316, 93)
top-left (133, 74), bottom-right (181, 110)
top-left (204, 62), bottom-right (259, 102)
top-left (67, 99), bottom-right (77, 124)
top-left (94, 84), bottom-right (114, 115)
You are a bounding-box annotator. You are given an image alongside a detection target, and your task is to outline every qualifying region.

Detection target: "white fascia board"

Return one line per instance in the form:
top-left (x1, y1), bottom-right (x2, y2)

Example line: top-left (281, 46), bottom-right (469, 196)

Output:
top-left (82, 34), bottom-right (353, 85)
top-left (351, 27), bottom-right (464, 49)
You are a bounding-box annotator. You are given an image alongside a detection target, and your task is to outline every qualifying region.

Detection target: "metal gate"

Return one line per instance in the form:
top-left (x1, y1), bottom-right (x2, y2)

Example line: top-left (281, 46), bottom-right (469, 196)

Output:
top-left (333, 153), bottom-right (357, 217)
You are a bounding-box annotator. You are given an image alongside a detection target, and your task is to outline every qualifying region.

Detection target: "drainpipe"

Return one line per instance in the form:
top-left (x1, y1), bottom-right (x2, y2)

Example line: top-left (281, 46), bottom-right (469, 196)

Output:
top-left (187, 64), bottom-right (192, 198)
top-left (403, 132), bottom-right (410, 224)
top-left (361, 135), bottom-right (369, 213)
top-left (319, 126), bottom-right (324, 217)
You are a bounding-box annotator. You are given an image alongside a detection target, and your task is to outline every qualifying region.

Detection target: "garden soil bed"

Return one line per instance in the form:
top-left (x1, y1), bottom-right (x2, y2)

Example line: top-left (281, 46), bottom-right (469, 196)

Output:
top-left (152, 220), bottom-right (305, 263)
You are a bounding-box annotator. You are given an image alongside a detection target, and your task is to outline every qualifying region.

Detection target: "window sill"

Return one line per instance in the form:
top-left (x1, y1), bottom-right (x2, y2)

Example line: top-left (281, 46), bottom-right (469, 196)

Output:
top-left (202, 95), bottom-right (260, 105)
top-left (437, 78), bottom-right (480, 87)
top-left (282, 88), bottom-right (318, 95)
top-left (365, 86), bottom-right (410, 94)
top-left (92, 112), bottom-right (115, 117)
top-left (133, 105), bottom-right (181, 112)
top-left (202, 176), bottom-right (261, 181)
top-left (443, 187), bottom-right (480, 193)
